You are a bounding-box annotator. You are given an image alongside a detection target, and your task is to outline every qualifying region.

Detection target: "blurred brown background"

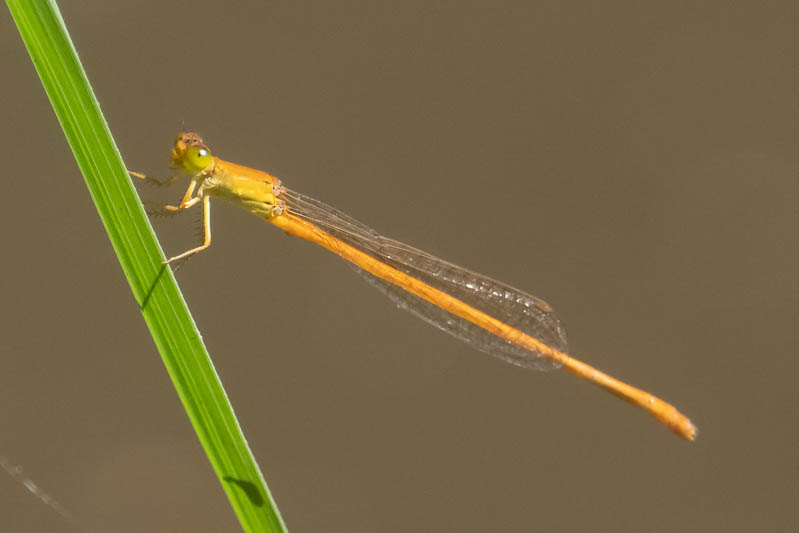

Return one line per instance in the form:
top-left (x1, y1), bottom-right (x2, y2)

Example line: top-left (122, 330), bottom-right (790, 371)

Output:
top-left (2, 1), bottom-right (797, 532)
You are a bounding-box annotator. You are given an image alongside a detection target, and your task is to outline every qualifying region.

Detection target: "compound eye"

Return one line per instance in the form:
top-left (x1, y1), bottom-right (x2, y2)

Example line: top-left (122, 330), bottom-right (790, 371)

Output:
top-left (184, 146), bottom-right (213, 172)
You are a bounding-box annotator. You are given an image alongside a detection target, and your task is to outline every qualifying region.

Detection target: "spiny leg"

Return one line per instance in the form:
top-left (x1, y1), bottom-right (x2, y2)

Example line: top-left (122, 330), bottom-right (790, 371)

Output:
top-left (132, 172), bottom-right (184, 216)
top-left (146, 194), bottom-right (202, 218)
top-left (128, 171), bottom-right (200, 214)
top-left (165, 195), bottom-right (200, 212)
top-left (163, 179), bottom-right (200, 212)
top-left (132, 172), bottom-right (200, 216)
top-left (142, 178), bottom-right (200, 217)
top-left (164, 194), bottom-right (212, 264)
top-left (133, 170), bottom-right (210, 265)
top-left (143, 202), bottom-right (186, 218)
top-left (129, 171), bottom-right (183, 187)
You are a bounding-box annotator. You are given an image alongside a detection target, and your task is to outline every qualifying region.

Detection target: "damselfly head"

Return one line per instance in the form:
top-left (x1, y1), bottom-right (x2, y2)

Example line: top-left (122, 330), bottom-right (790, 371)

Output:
top-left (170, 131), bottom-right (213, 174)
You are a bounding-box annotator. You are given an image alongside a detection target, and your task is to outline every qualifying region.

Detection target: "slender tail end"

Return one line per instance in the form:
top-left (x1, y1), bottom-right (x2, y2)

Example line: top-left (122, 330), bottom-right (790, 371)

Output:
top-left (556, 351), bottom-right (698, 440)
top-left (656, 405), bottom-right (698, 441)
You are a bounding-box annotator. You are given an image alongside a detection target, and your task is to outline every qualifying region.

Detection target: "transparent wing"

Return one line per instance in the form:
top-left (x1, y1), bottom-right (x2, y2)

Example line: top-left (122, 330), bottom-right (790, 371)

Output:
top-left (281, 189), bottom-right (568, 370)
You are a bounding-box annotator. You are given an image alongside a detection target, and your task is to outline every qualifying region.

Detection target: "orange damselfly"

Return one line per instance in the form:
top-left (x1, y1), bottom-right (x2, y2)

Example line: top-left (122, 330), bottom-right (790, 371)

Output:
top-left (133, 132), bottom-right (697, 440)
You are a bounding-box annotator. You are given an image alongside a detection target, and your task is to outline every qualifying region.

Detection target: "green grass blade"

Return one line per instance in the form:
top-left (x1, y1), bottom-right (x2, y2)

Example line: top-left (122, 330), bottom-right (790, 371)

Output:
top-left (5, 1), bottom-right (287, 531)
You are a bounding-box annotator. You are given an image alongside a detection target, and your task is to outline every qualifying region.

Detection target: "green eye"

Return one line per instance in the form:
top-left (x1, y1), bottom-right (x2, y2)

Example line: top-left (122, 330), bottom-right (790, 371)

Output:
top-left (183, 146), bottom-right (212, 173)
